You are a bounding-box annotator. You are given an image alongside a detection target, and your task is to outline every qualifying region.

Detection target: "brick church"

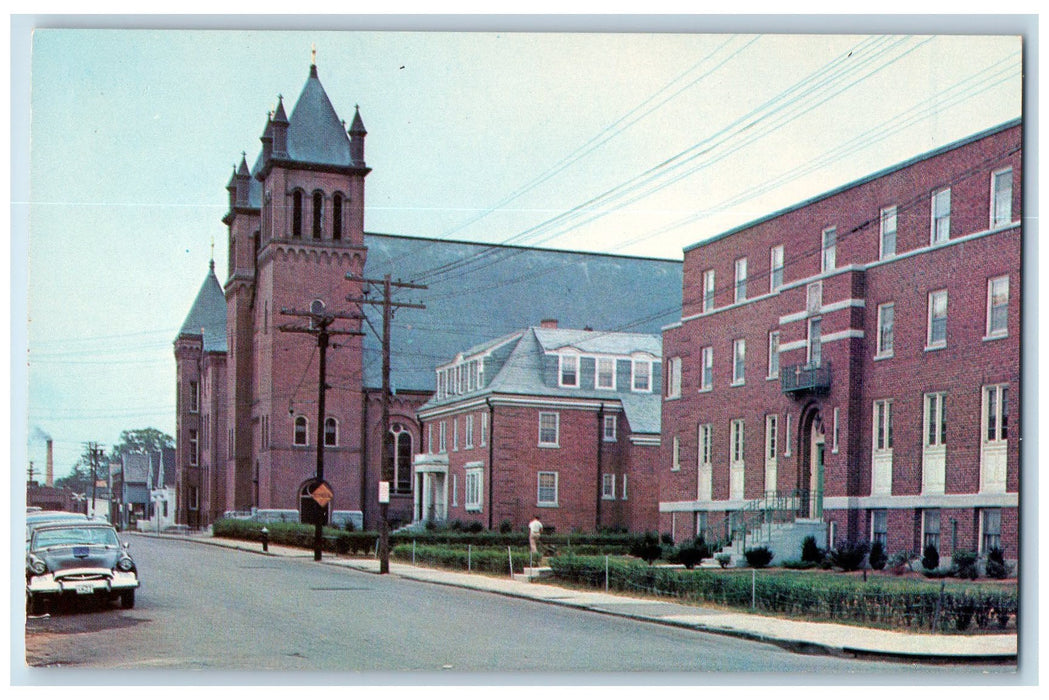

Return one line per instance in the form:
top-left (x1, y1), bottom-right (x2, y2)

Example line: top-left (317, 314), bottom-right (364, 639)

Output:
top-left (174, 61), bottom-right (683, 531)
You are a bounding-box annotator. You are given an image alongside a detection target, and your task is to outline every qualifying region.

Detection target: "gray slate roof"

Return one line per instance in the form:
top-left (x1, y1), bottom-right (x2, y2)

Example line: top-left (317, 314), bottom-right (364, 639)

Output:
top-left (178, 261), bottom-right (227, 352)
top-left (285, 65), bottom-right (353, 167)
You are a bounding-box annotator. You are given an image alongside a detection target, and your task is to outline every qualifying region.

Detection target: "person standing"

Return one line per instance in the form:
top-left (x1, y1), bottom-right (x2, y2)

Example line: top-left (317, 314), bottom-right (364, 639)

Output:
top-left (528, 515), bottom-right (543, 563)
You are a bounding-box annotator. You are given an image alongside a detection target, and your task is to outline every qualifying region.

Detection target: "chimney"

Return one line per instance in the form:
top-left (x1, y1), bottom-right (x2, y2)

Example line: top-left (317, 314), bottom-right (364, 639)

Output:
top-left (540, 319), bottom-right (559, 329)
top-left (46, 439), bottom-right (54, 487)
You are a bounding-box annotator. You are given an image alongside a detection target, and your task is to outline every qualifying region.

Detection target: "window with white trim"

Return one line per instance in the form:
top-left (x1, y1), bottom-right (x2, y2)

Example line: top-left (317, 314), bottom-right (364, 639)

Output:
top-left (324, 417), bottom-right (338, 447)
top-left (731, 419), bottom-right (745, 464)
top-left (880, 205), bottom-right (897, 259)
top-left (602, 473), bottom-right (615, 500)
top-left (603, 414), bottom-right (617, 442)
top-left (732, 338), bottom-right (745, 385)
top-left (873, 400), bottom-right (893, 452)
top-left (666, 356), bottom-right (682, 398)
top-left (294, 416), bottom-right (308, 446)
top-left (188, 429), bottom-right (199, 466)
top-left (807, 317), bottom-right (822, 367)
top-left (767, 331), bottom-right (780, 379)
top-left (991, 168), bottom-right (1013, 228)
top-left (980, 508), bottom-right (1002, 553)
top-left (465, 468), bottom-right (483, 512)
top-left (439, 421), bottom-right (447, 453)
top-left (876, 302), bottom-right (894, 357)
top-left (806, 281), bottom-right (822, 313)
top-left (672, 436), bottom-right (681, 471)
top-left (765, 414), bottom-right (778, 462)
top-left (621, 474), bottom-right (628, 500)
top-left (452, 417), bottom-right (459, 451)
top-left (538, 412), bottom-right (559, 447)
top-left (451, 474), bottom-right (458, 507)
top-left (870, 509), bottom-right (888, 546)
top-left (927, 289), bottom-right (947, 349)
top-left (922, 509), bottom-right (941, 551)
top-left (984, 384), bottom-right (1008, 443)
top-left (703, 269), bottom-right (715, 312)
top-left (700, 346), bottom-right (713, 391)
top-left (537, 471), bottom-right (559, 507)
top-left (931, 187), bottom-right (951, 244)
top-left (734, 257), bottom-right (747, 303)
top-left (986, 275), bottom-right (1009, 338)
top-left (632, 359), bottom-right (652, 392)
top-left (188, 381), bottom-right (199, 413)
top-left (480, 413), bottom-right (488, 447)
top-left (924, 392), bottom-right (947, 447)
top-left (559, 353), bottom-right (579, 387)
top-left (465, 414), bottom-right (475, 449)
top-left (387, 423), bottom-right (413, 494)
top-left (821, 227), bottom-right (836, 272)
top-left (427, 423), bottom-right (433, 454)
top-left (596, 357), bottom-right (616, 390)
top-left (770, 245), bottom-right (784, 291)
top-left (698, 423), bottom-right (712, 468)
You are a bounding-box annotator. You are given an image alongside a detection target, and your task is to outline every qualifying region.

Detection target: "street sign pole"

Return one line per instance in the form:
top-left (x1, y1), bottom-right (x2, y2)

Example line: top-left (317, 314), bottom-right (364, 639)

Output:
top-left (379, 481), bottom-right (390, 574)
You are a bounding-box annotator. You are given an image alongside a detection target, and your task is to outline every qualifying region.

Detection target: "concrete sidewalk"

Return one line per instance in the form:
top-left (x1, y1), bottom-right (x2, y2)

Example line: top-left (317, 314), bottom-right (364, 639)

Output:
top-left (147, 532), bottom-right (1017, 662)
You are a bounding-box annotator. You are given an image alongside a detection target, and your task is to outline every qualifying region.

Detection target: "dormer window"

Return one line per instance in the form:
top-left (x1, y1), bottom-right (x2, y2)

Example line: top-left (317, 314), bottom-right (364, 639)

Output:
top-left (632, 358), bottom-right (652, 392)
top-left (559, 354), bottom-right (579, 387)
top-left (596, 357), bottom-right (615, 390)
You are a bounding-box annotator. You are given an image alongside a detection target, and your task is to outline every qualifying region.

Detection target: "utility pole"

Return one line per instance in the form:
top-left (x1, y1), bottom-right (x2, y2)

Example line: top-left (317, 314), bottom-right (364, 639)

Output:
top-left (346, 273), bottom-right (426, 574)
top-left (85, 442), bottom-right (103, 519)
top-left (279, 300), bottom-right (364, 561)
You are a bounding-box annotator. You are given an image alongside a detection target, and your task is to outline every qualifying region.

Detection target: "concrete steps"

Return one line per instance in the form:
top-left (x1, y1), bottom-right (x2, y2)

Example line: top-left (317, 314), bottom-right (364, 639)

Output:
top-left (514, 566), bottom-right (553, 582)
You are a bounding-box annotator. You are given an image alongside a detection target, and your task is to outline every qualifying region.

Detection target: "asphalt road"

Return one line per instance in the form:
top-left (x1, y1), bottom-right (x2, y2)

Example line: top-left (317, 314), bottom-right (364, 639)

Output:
top-left (21, 534), bottom-right (1015, 681)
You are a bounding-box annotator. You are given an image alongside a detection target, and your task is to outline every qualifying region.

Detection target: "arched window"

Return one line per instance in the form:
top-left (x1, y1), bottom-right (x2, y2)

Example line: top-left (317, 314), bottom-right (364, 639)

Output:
top-left (384, 423), bottom-right (414, 495)
top-left (291, 190), bottom-right (303, 238)
top-left (312, 190), bottom-right (324, 239)
top-left (324, 417), bottom-right (338, 446)
top-left (293, 415), bottom-right (308, 446)
top-left (332, 193), bottom-right (343, 241)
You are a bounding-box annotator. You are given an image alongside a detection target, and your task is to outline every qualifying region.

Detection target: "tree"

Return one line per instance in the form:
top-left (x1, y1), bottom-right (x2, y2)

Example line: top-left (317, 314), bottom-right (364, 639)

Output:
top-left (110, 428), bottom-right (174, 459)
top-left (53, 457), bottom-right (94, 493)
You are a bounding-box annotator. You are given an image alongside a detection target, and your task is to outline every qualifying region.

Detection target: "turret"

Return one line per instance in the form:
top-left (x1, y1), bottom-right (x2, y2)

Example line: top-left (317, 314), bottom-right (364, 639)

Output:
top-left (260, 112), bottom-right (274, 164)
top-left (271, 96), bottom-right (289, 157)
top-left (235, 154), bottom-right (251, 207)
top-left (349, 105), bottom-right (367, 167)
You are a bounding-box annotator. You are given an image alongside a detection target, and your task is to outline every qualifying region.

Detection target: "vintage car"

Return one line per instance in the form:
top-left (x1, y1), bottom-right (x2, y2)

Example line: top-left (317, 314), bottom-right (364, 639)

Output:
top-left (26, 522), bottom-right (139, 614)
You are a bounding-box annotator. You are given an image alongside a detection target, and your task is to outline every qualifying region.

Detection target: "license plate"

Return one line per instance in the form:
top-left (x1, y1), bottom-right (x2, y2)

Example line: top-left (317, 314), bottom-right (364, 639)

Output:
top-left (75, 583), bottom-right (94, 595)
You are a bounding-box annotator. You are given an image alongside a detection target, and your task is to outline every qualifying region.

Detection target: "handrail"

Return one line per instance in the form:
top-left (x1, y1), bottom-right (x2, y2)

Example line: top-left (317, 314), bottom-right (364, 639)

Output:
top-left (727, 489), bottom-right (819, 551)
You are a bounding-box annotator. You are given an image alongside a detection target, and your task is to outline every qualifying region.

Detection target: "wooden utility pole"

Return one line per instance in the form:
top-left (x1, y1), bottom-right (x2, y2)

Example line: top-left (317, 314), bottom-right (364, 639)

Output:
top-left (346, 273), bottom-right (426, 574)
top-left (278, 300), bottom-right (364, 561)
top-left (85, 442), bottom-right (103, 519)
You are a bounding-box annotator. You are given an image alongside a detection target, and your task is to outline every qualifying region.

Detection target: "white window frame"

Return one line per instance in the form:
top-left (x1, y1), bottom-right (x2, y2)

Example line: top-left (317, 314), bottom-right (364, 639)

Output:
top-left (730, 419), bottom-right (745, 464)
top-left (538, 412), bottom-right (560, 447)
top-left (821, 226), bottom-right (837, 272)
top-left (700, 346), bottom-right (713, 391)
top-left (767, 330), bottom-right (780, 379)
top-left (806, 281), bottom-right (822, 313)
top-left (666, 356), bottom-right (682, 398)
top-left (427, 423), bottom-right (433, 454)
top-left (703, 269), bottom-right (715, 312)
top-left (465, 414), bottom-right (475, 449)
top-left (734, 257), bottom-right (747, 303)
top-left (596, 357), bottom-right (616, 390)
top-left (603, 414), bottom-right (617, 442)
top-left (672, 436), bottom-right (681, 471)
top-left (770, 245), bottom-right (784, 291)
top-left (922, 509), bottom-right (941, 551)
top-left (621, 474), bottom-right (628, 501)
top-left (439, 421), bottom-right (447, 453)
top-left (924, 392), bottom-right (947, 448)
top-left (927, 289), bottom-right (948, 349)
top-left (602, 473), bottom-right (616, 500)
top-left (465, 467), bottom-right (483, 512)
top-left (451, 473), bottom-right (459, 507)
top-left (873, 399), bottom-right (893, 452)
top-left (188, 428), bottom-right (199, 466)
top-left (986, 275), bottom-right (1009, 338)
top-left (979, 508), bottom-right (1002, 553)
top-left (480, 413), bottom-right (488, 446)
top-left (452, 417), bottom-right (459, 451)
top-left (870, 509), bottom-right (888, 546)
top-left (293, 415), bottom-right (309, 447)
top-left (188, 380), bottom-right (200, 413)
top-left (632, 358), bottom-right (652, 393)
top-left (880, 205), bottom-right (897, 259)
top-left (807, 317), bottom-right (822, 367)
top-left (983, 384), bottom-right (1009, 443)
top-left (991, 168), bottom-right (1013, 228)
top-left (931, 187), bottom-right (951, 244)
top-left (698, 423), bottom-right (713, 467)
top-left (732, 338), bottom-right (745, 386)
top-left (765, 414), bottom-right (778, 462)
top-left (324, 417), bottom-right (339, 447)
top-left (537, 471), bottom-right (559, 507)
top-left (559, 353), bottom-right (579, 388)
top-left (876, 302), bottom-right (894, 358)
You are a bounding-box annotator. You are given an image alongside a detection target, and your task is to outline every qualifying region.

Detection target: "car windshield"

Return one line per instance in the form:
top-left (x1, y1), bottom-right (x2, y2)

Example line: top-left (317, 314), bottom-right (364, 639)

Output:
top-left (32, 527), bottom-right (120, 549)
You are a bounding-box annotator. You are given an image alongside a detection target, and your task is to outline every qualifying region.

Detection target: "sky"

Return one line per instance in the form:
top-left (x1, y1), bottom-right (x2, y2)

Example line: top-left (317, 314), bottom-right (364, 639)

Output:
top-left (12, 18), bottom-right (1026, 483)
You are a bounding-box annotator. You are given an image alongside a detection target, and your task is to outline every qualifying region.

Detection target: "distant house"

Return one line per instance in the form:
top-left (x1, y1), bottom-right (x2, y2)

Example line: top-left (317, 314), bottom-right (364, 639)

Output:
top-left (145, 447), bottom-right (178, 532)
top-left (110, 453), bottom-right (152, 530)
top-left (416, 321), bottom-right (663, 533)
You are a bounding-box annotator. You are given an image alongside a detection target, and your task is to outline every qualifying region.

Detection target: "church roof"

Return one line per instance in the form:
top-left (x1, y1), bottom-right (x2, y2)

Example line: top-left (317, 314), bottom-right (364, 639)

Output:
top-left (177, 261), bottom-right (227, 353)
top-left (285, 65), bottom-right (353, 167)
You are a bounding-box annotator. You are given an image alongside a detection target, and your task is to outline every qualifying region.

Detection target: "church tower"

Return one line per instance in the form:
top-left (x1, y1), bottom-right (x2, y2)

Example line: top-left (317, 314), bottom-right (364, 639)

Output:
top-left (223, 59), bottom-right (370, 515)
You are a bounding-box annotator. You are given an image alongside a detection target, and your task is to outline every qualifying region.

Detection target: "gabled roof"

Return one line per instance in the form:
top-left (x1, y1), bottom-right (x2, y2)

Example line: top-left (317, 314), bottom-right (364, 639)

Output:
top-left (120, 453), bottom-right (151, 485)
top-left (534, 327), bottom-right (662, 358)
top-left (285, 65), bottom-right (353, 167)
top-left (177, 261), bottom-right (227, 353)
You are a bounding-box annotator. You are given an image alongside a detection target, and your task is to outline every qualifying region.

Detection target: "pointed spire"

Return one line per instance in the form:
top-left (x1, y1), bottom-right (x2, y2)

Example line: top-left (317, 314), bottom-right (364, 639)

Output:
top-left (349, 104), bottom-right (367, 166)
top-left (271, 95), bottom-right (289, 157)
top-left (260, 110), bottom-right (274, 163)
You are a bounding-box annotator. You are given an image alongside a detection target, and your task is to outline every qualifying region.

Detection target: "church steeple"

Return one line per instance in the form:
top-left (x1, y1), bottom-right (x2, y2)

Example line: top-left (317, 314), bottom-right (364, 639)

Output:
top-left (271, 95), bottom-right (289, 157)
top-left (349, 104), bottom-right (367, 167)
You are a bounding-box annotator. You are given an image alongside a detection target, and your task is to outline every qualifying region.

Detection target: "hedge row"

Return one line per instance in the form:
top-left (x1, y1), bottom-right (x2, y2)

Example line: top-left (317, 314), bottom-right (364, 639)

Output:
top-left (391, 544), bottom-right (533, 575)
top-left (549, 555), bottom-right (1017, 633)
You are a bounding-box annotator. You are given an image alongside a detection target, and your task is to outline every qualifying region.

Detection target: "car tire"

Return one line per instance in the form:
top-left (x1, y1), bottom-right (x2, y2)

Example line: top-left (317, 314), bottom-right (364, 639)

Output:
top-left (28, 595), bottom-right (48, 616)
top-left (120, 590), bottom-right (135, 609)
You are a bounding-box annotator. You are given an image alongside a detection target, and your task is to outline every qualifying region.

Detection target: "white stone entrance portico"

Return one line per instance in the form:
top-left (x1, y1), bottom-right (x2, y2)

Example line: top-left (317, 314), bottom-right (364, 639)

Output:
top-left (413, 454), bottom-right (448, 524)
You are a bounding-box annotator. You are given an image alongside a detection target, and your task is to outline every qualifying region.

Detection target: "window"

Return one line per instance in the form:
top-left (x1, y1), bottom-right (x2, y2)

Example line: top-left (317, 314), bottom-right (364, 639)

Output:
top-left (732, 338), bottom-right (745, 385)
top-left (807, 317), bottom-right (822, 366)
top-left (873, 400), bottom-right (893, 452)
top-left (452, 417), bottom-right (459, 451)
top-left (439, 421), bottom-right (447, 453)
top-left (984, 384), bottom-right (1008, 443)
top-left (767, 331), bottom-right (780, 379)
top-left (632, 359), bottom-right (652, 392)
top-left (312, 191), bottom-right (324, 238)
top-left (991, 168), bottom-right (1013, 228)
top-left (386, 423), bottom-right (413, 494)
top-left (927, 290), bottom-right (948, 348)
top-left (188, 429), bottom-right (199, 466)
top-left (621, 474), bottom-right (629, 501)
top-left (730, 419), bottom-right (745, 464)
top-left (539, 412), bottom-right (559, 447)
top-left (427, 424), bottom-right (433, 454)
top-left (931, 188), bottom-right (951, 244)
top-left (770, 245), bottom-right (784, 291)
top-left (451, 474), bottom-right (458, 507)
top-left (465, 468), bottom-right (483, 512)
top-left (870, 510), bottom-right (888, 546)
top-left (765, 414), bottom-right (778, 462)
top-left (806, 281), bottom-right (822, 313)
top-left (821, 227), bottom-right (837, 272)
top-left (596, 357), bottom-right (615, 389)
top-left (332, 193), bottom-right (343, 240)
top-left (291, 190), bottom-right (303, 238)
top-left (602, 473), bottom-right (616, 500)
top-left (703, 269), bottom-right (715, 312)
top-left (324, 417), bottom-right (338, 446)
top-left (603, 414), bottom-right (617, 442)
top-left (922, 509), bottom-right (941, 551)
top-left (980, 509), bottom-right (1002, 553)
top-left (700, 346), bottom-right (713, 391)
top-left (188, 381), bottom-right (199, 413)
top-left (666, 356), bottom-right (682, 398)
top-left (672, 436), bottom-right (681, 471)
top-left (294, 416), bottom-right (308, 446)
top-left (559, 354), bottom-right (579, 387)
top-left (465, 415), bottom-right (474, 449)
top-left (924, 392), bottom-right (947, 447)
top-left (480, 413), bottom-right (488, 447)
top-left (876, 302), bottom-right (894, 357)
top-left (188, 486), bottom-right (199, 511)
top-left (734, 258), bottom-right (747, 303)
top-left (698, 423), bottom-right (713, 466)
top-left (986, 275), bottom-right (1009, 337)
top-left (880, 205), bottom-right (897, 259)
top-left (537, 472), bottom-right (559, 506)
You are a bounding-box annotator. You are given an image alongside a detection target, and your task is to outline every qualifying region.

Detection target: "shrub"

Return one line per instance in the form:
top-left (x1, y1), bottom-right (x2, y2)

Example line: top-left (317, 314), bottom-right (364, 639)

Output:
top-left (744, 546), bottom-right (774, 568)
top-left (674, 539), bottom-right (711, 570)
top-left (661, 532), bottom-right (675, 546)
top-left (630, 532), bottom-right (663, 564)
top-left (868, 541), bottom-right (887, 570)
top-left (922, 544), bottom-right (940, 571)
top-left (952, 549), bottom-right (979, 579)
top-left (465, 521), bottom-right (484, 534)
top-left (830, 540), bottom-right (869, 571)
top-left (888, 550), bottom-right (913, 575)
top-left (715, 553), bottom-right (732, 568)
top-left (498, 519), bottom-right (514, 534)
top-left (801, 535), bottom-right (823, 564)
top-left (984, 547), bottom-right (1010, 579)
top-left (781, 559), bottom-right (818, 570)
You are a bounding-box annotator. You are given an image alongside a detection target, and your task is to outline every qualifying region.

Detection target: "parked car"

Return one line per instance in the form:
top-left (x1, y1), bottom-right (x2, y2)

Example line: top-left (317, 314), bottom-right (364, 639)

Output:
top-left (26, 522), bottom-right (139, 615)
top-left (25, 511), bottom-right (90, 548)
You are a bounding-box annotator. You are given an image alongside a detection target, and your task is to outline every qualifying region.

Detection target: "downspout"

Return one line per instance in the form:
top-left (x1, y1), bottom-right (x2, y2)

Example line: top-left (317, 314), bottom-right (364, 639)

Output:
top-left (487, 397), bottom-right (495, 531)
top-left (596, 403), bottom-right (605, 531)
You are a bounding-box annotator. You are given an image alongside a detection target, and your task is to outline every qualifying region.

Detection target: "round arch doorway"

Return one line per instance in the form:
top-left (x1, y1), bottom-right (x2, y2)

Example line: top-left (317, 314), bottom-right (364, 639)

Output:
top-left (797, 405), bottom-right (826, 520)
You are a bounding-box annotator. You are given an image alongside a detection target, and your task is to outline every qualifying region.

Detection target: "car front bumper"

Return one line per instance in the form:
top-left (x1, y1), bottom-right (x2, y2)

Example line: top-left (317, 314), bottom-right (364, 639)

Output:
top-left (27, 568), bottom-right (139, 597)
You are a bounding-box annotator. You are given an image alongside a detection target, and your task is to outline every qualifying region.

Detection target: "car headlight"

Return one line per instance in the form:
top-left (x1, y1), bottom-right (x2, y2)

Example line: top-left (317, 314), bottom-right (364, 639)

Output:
top-left (28, 556), bottom-right (47, 576)
top-left (117, 557), bottom-right (134, 572)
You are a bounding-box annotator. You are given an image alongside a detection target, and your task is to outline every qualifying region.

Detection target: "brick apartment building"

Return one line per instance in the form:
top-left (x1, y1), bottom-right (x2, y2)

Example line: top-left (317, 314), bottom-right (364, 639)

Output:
top-left (174, 61), bottom-right (682, 530)
top-left (659, 119), bottom-right (1021, 562)
top-left (416, 322), bottom-right (662, 533)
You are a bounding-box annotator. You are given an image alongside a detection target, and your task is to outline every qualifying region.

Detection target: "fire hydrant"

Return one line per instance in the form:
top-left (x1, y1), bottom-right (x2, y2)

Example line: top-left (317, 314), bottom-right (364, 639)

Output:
top-left (260, 527), bottom-right (269, 553)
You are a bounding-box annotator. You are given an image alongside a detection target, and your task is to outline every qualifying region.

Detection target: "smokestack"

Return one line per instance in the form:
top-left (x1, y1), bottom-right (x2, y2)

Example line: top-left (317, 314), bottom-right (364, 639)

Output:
top-left (540, 319), bottom-right (559, 329)
top-left (46, 439), bottom-right (54, 487)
